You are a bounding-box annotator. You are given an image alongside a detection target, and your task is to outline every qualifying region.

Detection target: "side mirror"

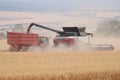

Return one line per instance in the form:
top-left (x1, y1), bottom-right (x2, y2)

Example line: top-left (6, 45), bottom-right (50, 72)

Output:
top-left (87, 33), bottom-right (93, 37)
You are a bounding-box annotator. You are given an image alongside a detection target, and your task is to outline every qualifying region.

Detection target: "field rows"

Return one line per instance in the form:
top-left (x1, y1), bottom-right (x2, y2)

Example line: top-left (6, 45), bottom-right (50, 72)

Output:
top-left (0, 51), bottom-right (120, 76)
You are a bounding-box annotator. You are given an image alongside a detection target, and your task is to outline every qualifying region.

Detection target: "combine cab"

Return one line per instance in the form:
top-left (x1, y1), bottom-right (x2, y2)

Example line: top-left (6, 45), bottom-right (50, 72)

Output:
top-left (53, 27), bottom-right (92, 47)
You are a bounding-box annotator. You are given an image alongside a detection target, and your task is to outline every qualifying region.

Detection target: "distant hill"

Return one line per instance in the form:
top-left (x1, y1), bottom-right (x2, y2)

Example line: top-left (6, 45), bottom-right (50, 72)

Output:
top-left (96, 20), bottom-right (120, 37)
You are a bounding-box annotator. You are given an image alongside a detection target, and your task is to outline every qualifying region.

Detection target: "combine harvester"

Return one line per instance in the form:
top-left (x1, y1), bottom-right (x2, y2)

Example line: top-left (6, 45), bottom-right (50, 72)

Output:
top-left (7, 23), bottom-right (114, 51)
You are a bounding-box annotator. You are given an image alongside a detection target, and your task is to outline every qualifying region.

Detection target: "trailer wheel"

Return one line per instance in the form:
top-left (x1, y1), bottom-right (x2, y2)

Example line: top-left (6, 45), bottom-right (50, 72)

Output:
top-left (10, 45), bottom-right (20, 51)
top-left (54, 43), bottom-right (59, 47)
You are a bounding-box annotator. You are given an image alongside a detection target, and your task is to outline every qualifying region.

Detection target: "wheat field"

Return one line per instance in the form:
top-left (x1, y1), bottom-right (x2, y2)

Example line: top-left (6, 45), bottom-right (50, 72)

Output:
top-left (0, 11), bottom-right (120, 79)
top-left (0, 51), bottom-right (120, 80)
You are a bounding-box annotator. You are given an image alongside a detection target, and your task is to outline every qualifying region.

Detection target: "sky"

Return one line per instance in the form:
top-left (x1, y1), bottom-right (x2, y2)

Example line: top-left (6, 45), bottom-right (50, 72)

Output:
top-left (0, 0), bottom-right (120, 12)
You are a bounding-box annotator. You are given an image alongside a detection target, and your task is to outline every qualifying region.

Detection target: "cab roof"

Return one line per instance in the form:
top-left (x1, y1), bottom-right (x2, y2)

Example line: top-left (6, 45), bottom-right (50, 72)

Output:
top-left (62, 27), bottom-right (86, 36)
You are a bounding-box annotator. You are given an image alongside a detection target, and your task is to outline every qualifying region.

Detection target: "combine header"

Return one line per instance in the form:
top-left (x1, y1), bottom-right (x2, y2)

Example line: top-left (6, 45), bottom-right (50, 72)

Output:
top-left (7, 23), bottom-right (114, 51)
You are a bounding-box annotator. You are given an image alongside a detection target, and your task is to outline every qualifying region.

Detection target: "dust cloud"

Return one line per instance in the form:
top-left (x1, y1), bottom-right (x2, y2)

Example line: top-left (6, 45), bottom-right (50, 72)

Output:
top-left (25, 36), bottom-right (118, 52)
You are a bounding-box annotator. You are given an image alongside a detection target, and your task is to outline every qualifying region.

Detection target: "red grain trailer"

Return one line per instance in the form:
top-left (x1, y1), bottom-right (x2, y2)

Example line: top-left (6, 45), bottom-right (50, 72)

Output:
top-left (7, 32), bottom-right (39, 51)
